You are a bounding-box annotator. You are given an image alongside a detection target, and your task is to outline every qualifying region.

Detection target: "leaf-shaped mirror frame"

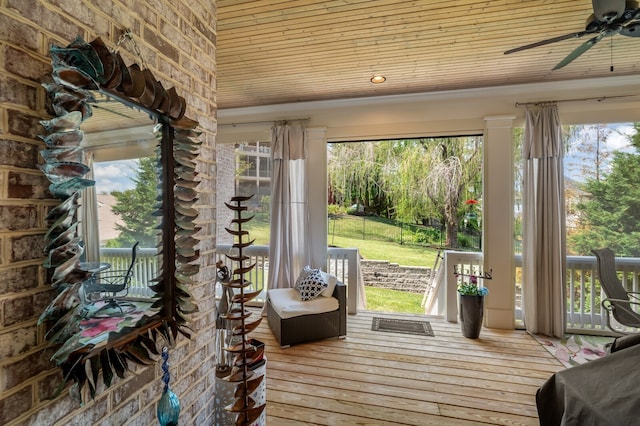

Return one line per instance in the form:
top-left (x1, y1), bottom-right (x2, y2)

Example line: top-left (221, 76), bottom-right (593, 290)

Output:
top-left (39, 35), bottom-right (200, 400)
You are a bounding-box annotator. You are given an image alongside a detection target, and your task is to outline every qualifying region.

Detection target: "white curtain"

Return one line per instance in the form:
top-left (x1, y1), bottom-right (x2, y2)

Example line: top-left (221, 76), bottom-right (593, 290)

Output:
top-left (267, 122), bottom-right (312, 289)
top-left (522, 103), bottom-right (566, 338)
top-left (79, 152), bottom-right (100, 262)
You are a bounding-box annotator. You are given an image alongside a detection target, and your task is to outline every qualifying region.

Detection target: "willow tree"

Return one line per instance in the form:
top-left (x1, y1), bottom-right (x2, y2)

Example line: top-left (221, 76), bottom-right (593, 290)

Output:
top-left (389, 142), bottom-right (433, 223)
top-left (420, 137), bottom-right (482, 248)
top-left (328, 137), bottom-right (482, 248)
top-left (328, 141), bottom-right (396, 214)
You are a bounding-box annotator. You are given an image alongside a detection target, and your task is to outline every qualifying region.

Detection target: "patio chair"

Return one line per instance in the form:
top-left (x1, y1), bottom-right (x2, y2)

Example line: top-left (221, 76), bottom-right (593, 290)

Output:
top-left (592, 248), bottom-right (640, 335)
top-left (83, 242), bottom-right (140, 317)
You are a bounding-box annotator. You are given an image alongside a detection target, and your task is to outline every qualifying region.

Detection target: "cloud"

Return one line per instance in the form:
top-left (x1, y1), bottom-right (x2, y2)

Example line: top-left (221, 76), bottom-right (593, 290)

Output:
top-left (606, 124), bottom-right (635, 151)
top-left (93, 160), bottom-right (137, 193)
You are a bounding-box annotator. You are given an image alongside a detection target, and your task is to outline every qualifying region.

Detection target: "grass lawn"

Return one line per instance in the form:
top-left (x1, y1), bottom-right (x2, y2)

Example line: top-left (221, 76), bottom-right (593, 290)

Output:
top-left (244, 212), bottom-right (438, 315)
top-left (364, 286), bottom-right (425, 314)
top-left (246, 213), bottom-right (441, 268)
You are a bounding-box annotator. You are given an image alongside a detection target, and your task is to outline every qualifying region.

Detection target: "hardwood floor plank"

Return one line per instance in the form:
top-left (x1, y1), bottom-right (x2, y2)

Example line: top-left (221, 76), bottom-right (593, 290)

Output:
top-left (251, 311), bottom-right (563, 424)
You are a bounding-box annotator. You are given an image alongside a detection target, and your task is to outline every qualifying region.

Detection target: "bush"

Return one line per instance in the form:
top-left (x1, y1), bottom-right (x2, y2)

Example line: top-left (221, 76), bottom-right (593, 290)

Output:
top-left (414, 227), bottom-right (441, 244)
top-left (328, 204), bottom-right (346, 215)
top-left (458, 234), bottom-right (471, 248)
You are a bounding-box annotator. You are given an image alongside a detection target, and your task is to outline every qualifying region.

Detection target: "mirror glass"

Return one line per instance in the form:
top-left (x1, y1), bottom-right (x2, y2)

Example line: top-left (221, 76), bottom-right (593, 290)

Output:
top-left (39, 35), bottom-right (200, 400)
top-left (79, 93), bottom-right (160, 309)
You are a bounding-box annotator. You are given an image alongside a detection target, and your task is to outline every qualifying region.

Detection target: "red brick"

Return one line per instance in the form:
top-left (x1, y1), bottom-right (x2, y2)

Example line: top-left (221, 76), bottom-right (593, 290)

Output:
top-left (0, 265), bottom-right (40, 293)
top-left (7, 171), bottom-right (50, 199)
top-left (62, 395), bottom-right (109, 426)
top-left (98, 396), bottom-right (139, 426)
top-left (0, 14), bottom-right (39, 51)
top-left (1, 347), bottom-right (57, 391)
top-left (0, 139), bottom-right (40, 169)
top-left (10, 234), bottom-right (47, 262)
top-left (0, 324), bottom-right (38, 359)
top-left (4, 46), bottom-right (51, 81)
top-left (112, 365), bottom-right (155, 405)
top-left (6, 0), bottom-right (83, 42)
top-left (2, 295), bottom-right (35, 327)
top-left (0, 205), bottom-right (39, 231)
top-left (0, 76), bottom-right (38, 110)
top-left (143, 31), bottom-right (179, 64)
top-left (0, 385), bottom-right (33, 425)
top-left (37, 370), bottom-right (64, 402)
top-left (21, 391), bottom-right (77, 426)
top-left (7, 109), bottom-right (46, 141)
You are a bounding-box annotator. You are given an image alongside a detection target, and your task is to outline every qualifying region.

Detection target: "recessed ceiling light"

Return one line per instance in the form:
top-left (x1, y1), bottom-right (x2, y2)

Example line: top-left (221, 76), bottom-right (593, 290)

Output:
top-left (370, 75), bottom-right (386, 84)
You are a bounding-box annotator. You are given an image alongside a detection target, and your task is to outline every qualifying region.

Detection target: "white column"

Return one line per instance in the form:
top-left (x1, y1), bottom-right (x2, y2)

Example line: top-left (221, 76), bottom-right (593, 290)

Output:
top-left (483, 116), bottom-right (516, 329)
top-left (306, 127), bottom-right (328, 269)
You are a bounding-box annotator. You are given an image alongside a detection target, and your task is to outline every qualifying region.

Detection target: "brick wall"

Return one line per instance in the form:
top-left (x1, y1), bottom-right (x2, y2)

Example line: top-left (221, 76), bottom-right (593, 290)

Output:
top-left (0, 2), bottom-right (218, 425)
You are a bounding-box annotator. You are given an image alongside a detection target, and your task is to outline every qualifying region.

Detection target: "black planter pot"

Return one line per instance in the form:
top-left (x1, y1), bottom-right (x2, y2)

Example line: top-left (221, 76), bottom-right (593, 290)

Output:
top-left (459, 295), bottom-right (484, 339)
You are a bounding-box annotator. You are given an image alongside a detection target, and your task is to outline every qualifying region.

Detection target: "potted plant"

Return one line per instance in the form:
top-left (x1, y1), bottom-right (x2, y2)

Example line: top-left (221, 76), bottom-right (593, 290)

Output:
top-left (455, 267), bottom-right (491, 339)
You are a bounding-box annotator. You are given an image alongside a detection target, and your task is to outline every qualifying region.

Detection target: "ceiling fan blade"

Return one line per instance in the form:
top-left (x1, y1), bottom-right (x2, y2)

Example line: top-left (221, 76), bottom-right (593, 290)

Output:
top-left (552, 32), bottom-right (606, 70)
top-left (592, 0), bottom-right (625, 22)
top-left (504, 31), bottom-right (589, 55)
top-left (621, 20), bottom-right (640, 35)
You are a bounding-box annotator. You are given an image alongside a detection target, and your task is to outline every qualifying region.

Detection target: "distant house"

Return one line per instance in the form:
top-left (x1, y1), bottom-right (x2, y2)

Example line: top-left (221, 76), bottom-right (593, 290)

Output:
top-left (97, 193), bottom-right (122, 246)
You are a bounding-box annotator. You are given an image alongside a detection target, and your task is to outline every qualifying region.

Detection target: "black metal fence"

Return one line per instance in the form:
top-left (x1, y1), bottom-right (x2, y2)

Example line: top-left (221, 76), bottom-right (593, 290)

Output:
top-left (327, 214), bottom-right (481, 250)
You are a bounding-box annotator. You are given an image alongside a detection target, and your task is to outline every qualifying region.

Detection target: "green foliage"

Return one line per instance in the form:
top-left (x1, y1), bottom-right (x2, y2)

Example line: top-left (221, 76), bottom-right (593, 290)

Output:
top-left (457, 234), bottom-right (472, 248)
top-left (457, 282), bottom-right (489, 296)
top-left (570, 123), bottom-right (640, 256)
top-left (260, 195), bottom-right (270, 213)
top-left (109, 157), bottom-right (159, 248)
top-left (328, 204), bottom-right (346, 215)
top-left (328, 137), bottom-right (483, 249)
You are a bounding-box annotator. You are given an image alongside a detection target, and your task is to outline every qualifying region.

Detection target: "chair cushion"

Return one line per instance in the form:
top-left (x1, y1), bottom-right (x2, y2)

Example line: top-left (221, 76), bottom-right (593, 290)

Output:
top-left (268, 288), bottom-right (339, 319)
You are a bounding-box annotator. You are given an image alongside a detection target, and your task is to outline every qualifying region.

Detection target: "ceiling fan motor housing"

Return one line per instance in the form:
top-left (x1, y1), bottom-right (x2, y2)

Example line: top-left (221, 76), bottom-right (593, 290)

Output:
top-left (592, 0), bottom-right (625, 23)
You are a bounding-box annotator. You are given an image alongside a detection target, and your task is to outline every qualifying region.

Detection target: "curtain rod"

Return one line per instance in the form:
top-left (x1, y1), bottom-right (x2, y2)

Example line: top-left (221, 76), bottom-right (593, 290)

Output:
top-left (218, 117), bottom-right (310, 127)
top-left (515, 94), bottom-right (640, 108)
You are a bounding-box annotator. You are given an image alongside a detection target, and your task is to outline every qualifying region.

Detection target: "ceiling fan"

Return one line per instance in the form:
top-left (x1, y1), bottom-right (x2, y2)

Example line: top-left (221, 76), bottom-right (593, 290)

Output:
top-left (504, 0), bottom-right (640, 70)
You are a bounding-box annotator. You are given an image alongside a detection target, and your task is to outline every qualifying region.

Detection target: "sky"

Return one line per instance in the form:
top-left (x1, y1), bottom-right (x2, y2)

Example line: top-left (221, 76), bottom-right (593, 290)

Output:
top-left (93, 159), bottom-right (139, 194)
top-left (564, 122), bottom-right (637, 182)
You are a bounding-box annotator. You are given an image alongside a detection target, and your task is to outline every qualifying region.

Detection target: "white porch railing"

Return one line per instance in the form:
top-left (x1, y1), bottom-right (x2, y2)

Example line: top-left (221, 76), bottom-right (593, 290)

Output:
top-left (215, 245), bottom-right (361, 313)
top-left (100, 247), bottom-right (158, 298)
top-left (99, 245), bottom-right (362, 310)
top-left (442, 250), bottom-right (640, 335)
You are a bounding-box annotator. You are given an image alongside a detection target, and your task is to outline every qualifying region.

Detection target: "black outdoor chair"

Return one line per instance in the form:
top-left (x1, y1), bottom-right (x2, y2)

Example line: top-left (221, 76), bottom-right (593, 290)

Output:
top-left (83, 242), bottom-right (140, 317)
top-left (592, 248), bottom-right (640, 335)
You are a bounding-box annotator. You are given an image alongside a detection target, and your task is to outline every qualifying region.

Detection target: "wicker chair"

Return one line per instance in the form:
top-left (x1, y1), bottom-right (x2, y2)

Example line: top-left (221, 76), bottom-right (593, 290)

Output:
top-left (266, 281), bottom-right (347, 348)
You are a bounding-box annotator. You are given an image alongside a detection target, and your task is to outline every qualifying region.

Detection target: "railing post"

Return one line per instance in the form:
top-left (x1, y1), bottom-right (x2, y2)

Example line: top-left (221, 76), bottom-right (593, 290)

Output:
top-left (444, 251), bottom-right (459, 322)
top-left (347, 249), bottom-right (359, 314)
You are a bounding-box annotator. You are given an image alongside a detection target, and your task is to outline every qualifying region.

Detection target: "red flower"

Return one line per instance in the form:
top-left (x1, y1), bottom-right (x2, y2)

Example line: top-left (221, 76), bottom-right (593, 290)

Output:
top-left (465, 199), bottom-right (478, 205)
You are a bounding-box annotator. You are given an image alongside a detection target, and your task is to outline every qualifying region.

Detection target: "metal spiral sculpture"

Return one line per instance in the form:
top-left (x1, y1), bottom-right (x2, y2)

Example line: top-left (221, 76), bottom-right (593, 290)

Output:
top-left (222, 195), bottom-right (266, 425)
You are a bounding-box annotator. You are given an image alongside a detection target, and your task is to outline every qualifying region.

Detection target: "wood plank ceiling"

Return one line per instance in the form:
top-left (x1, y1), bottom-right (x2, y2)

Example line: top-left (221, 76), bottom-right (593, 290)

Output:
top-left (216, 0), bottom-right (640, 109)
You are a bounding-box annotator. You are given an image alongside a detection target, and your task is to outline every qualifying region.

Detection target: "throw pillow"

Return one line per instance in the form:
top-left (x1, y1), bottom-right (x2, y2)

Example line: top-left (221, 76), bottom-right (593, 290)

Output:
top-left (319, 270), bottom-right (338, 297)
top-left (295, 265), bottom-right (317, 290)
top-left (296, 269), bottom-right (328, 301)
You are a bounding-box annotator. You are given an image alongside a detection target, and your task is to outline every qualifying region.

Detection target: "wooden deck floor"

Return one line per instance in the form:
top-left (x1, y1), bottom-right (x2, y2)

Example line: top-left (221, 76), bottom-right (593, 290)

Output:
top-left (251, 310), bottom-right (564, 425)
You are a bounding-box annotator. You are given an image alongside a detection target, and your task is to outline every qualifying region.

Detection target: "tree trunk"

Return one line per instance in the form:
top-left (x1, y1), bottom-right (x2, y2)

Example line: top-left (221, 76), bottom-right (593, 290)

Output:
top-left (446, 223), bottom-right (458, 248)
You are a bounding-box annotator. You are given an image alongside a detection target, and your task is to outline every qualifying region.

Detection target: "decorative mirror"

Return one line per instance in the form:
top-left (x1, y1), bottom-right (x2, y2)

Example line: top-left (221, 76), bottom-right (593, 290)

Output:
top-left (39, 35), bottom-right (200, 400)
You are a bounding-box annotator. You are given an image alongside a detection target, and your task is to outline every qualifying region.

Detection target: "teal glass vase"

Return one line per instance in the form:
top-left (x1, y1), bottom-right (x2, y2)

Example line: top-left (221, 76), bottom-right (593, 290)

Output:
top-left (157, 347), bottom-right (180, 425)
top-left (157, 388), bottom-right (180, 426)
